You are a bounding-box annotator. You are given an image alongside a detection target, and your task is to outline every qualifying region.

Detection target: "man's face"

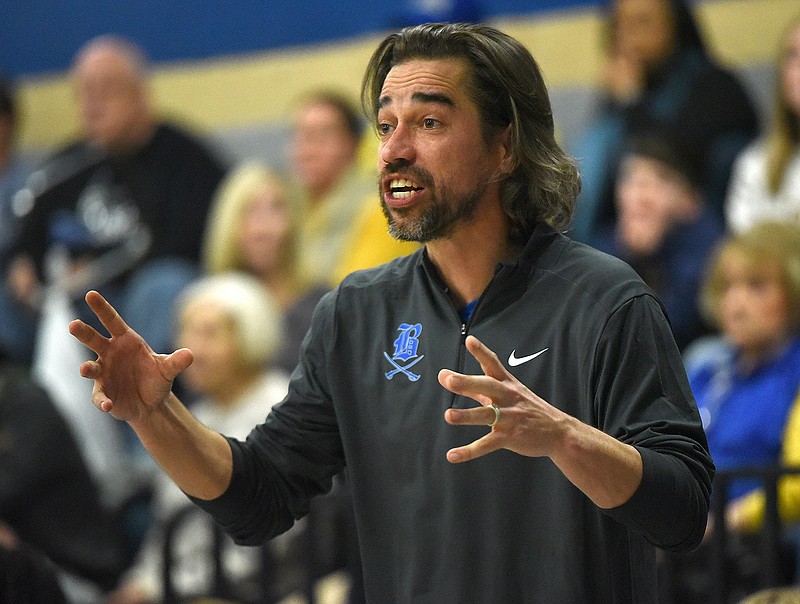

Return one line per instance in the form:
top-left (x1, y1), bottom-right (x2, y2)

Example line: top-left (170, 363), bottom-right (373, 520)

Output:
top-left (376, 58), bottom-right (505, 242)
top-left (74, 47), bottom-right (147, 151)
top-left (290, 101), bottom-right (358, 201)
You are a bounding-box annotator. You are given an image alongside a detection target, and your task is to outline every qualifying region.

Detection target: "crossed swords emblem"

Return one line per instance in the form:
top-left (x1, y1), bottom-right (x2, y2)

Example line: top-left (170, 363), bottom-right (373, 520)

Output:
top-left (383, 352), bottom-right (424, 381)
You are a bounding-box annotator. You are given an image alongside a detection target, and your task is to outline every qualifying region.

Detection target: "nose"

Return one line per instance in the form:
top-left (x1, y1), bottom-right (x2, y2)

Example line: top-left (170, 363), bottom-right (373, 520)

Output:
top-left (379, 123), bottom-right (416, 168)
top-left (720, 282), bottom-right (747, 313)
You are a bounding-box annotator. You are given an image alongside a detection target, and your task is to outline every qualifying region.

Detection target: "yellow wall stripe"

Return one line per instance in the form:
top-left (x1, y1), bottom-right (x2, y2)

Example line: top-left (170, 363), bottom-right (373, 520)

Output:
top-left (14, 0), bottom-right (799, 152)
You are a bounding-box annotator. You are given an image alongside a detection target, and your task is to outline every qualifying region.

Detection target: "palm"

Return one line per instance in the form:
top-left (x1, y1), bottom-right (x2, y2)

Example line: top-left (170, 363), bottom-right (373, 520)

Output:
top-left (69, 291), bottom-right (193, 422)
top-left (98, 332), bottom-right (173, 421)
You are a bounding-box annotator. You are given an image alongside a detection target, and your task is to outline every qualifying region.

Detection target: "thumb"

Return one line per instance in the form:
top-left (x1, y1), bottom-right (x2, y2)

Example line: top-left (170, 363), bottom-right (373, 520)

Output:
top-left (162, 348), bottom-right (194, 381)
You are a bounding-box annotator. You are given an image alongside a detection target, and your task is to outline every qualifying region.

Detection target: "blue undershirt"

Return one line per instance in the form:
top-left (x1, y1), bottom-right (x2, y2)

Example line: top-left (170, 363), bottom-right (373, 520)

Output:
top-left (459, 299), bottom-right (479, 324)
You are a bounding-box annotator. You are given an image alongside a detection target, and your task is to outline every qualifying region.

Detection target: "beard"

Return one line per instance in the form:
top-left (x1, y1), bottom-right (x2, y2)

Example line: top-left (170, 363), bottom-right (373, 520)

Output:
top-left (380, 165), bottom-right (487, 243)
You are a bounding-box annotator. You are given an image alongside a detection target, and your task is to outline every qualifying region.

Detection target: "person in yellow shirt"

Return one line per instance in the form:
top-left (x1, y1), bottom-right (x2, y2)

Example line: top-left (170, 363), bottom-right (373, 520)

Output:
top-left (287, 90), bottom-right (416, 286)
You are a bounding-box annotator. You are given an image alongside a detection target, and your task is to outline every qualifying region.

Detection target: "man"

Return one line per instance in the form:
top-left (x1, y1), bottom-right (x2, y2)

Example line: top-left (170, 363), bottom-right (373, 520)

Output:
top-left (8, 35), bottom-right (226, 353)
top-left (8, 35), bottom-right (226, 531)
top-left (70, 23), bottom-right (713, 602)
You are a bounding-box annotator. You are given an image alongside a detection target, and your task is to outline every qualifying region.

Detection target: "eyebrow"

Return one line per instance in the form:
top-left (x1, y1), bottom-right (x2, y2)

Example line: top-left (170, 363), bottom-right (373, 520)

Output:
top-left (378, 91), bottom-right (456, 110)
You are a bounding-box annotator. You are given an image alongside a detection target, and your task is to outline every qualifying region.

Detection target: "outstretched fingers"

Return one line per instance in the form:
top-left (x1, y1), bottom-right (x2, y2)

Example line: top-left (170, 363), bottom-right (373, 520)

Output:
top-left (439, 336), bottom-right (519, 463)
top-left (446, 432), bottom-right (501, 463)
top-left (438, 368), bottom-right (506, 406)
top-left (84, 290), bottom-right (131, 338)
top-left (69, 319), bottom-right (109, 356)
top-left (464, 335), bottom-right (510, 380)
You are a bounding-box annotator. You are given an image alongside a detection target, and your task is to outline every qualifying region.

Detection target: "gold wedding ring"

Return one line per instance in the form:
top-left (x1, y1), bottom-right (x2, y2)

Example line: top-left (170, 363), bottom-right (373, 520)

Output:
top-left (488, 404), bottom-right (501, 427)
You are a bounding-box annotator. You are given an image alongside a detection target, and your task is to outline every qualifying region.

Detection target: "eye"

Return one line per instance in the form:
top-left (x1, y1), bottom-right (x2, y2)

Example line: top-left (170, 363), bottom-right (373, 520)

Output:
top-left (746, 277), bottom-right (769, 292)
top-left (378, 122), bottom-right (393, 136)
top-left (423, 118), bottom-right (439, 129)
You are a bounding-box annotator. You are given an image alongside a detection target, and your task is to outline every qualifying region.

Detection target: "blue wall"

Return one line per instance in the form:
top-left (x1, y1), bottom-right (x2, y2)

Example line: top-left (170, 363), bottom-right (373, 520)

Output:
top-left (2, 0), bottom-right (598, 78)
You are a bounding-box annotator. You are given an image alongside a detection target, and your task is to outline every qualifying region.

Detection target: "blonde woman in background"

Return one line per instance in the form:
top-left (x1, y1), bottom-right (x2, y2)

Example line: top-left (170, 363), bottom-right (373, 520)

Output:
top-left (287, 90), bottom-right (418, 286)
top-left (726, 16), bottom-right (800, 232)
top-left (203, 164), bottom-right (365, 601)
top-left (695, 222), bottom-right (800, 530)
top-left (667, 221), bottom-right (800, 603)
top-left (203, 162), bottom-right (329, 374)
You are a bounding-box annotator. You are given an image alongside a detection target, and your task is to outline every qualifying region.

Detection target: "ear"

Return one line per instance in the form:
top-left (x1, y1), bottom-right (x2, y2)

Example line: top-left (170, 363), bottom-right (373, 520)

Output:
top-left (496, 125), bottom-right (514, 175)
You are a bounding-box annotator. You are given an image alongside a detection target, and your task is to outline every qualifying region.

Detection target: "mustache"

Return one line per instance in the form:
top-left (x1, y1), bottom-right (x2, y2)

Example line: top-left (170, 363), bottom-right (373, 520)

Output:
top-left (380, 161), bottom-right (434, 189)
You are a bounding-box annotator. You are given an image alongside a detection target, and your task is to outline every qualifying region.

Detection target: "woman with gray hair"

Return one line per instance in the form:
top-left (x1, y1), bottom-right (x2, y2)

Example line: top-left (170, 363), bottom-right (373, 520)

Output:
top-left (106, 272), bottom-right (292, 604)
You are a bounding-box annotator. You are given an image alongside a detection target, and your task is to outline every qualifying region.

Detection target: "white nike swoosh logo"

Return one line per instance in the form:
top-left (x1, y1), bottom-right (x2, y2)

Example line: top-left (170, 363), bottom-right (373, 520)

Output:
top-left (507, 348), bottom-right (549, 367)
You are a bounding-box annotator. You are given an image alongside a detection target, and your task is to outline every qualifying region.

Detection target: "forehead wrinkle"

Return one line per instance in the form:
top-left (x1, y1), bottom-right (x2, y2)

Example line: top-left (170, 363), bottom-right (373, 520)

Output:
top-left (378, 59), bottom-right (467, 109)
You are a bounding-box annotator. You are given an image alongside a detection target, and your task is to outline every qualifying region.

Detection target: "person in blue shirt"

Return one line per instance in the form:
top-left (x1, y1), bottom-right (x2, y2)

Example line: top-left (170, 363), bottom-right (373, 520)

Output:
top-left (568, 0), bottom-right (758, 244)
top-left (667, 221), bottom-right (800, 603)
top-left (591, 129), bottom-right (724, 350)
top-left (689, 221), bottom-right (800, 501)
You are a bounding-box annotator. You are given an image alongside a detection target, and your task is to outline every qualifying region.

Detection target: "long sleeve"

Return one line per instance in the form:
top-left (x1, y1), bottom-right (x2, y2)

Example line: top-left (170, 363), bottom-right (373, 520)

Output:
top-left (191, 292), bottom-right (345, 545)
top-left (597, 295), bottom-right (714, 551)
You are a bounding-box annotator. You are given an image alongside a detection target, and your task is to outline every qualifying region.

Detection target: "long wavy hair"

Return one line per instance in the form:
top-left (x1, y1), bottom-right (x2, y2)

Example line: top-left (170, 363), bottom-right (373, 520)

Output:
top-left (361, 22), bottom-right (581, 243)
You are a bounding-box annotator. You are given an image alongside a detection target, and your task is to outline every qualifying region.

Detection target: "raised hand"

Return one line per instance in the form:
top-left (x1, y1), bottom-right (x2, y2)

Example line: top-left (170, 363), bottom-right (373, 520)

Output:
top-left (69, 290), bottom-right (194, 422)
top-left (438, 335), bottom-right (569, 464)
top-left (439, 335), bottom-right (642, 509)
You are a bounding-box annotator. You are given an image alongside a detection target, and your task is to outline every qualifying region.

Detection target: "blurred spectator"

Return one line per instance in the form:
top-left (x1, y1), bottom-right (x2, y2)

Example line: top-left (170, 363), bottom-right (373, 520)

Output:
top-left (0, 75), bottom-right (36, 366)
top-left (690, 221), bottom-right (800, 496)
top-left (288, 90), bottom-right (417, 287)
top-left (568, 0), bottom-right (759, 244)
top-left (667, 221), bottom-right (800, 602)
top-left (8, 34), bottom-right (227, 355)
top-left (591, 130), bottom-right (723, 350)
top-left (203, 162), bottom-right (329, 374)
top-left (107, 272), bottom-right (293, 604)
top-left (4, 34), bottom-right (227, 523)
top-left (0, 75), bottom-right (32, 263)
top-left (202, 166), bottom-right (366, 602)
top-left (0, 347), bottom-right (130, 602)
top-left (726, 16), bottom-right (800, 232)
top-left (0, 537), bottom-right (67, 604)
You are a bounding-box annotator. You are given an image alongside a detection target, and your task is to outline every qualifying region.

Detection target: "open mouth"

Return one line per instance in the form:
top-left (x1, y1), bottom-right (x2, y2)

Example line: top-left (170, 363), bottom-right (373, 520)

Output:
top-left (388, 178), bottom-right (423, 199)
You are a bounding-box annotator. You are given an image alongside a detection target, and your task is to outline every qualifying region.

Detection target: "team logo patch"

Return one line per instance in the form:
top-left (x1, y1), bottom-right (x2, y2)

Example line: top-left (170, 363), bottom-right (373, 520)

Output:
top-left (384, 323), bottom-right (424, 381)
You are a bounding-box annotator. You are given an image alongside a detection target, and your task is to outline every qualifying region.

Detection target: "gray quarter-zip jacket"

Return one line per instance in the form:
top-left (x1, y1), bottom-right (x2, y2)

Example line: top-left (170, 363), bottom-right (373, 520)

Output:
top-left (195, 223), bottom-right (714, 603)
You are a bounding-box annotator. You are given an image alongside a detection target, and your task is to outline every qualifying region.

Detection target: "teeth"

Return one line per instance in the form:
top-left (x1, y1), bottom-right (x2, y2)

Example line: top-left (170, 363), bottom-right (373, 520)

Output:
top-left (389, 178), bottom-right (421, 199)
top-left (390, 178), bottom-right (419, 190)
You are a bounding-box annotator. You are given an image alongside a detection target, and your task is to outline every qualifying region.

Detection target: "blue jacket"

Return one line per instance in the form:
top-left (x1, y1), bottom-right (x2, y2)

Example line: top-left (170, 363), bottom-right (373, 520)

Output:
top-left (690, 337), bottom-right (800, 500)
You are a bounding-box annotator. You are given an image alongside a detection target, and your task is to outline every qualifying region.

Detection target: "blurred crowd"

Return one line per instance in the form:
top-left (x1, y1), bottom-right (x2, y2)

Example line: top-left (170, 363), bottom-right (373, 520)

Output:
top-left (0, 0), bottom-right (799, 602)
